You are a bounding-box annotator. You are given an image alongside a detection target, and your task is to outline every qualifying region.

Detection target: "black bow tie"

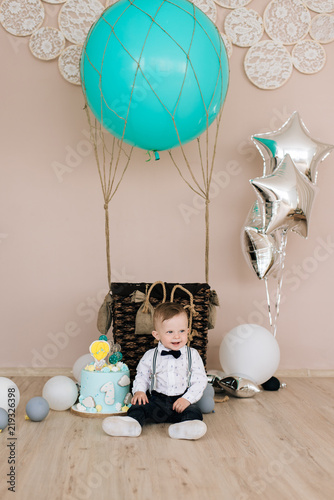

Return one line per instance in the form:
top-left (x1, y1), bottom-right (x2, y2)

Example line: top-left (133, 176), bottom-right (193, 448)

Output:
top-left (161, 349), bottom-right (181, 359)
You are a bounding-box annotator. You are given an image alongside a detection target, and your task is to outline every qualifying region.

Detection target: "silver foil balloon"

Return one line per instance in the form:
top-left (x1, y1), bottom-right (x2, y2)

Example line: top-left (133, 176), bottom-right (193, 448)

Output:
top-left (218, 376), bottom-right (261, 398)
top-left (242, 201), bottom-right (282, 279)
top-left (242, 226), bottom-right (282, 280)
top-left (252, 111), bottom-right (333, 183)
top-left (250, 154), bottom-right (318, 238)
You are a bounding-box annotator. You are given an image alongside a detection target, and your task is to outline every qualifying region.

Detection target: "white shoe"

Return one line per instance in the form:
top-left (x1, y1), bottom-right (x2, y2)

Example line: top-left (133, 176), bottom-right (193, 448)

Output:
top-left (168, 420), bottom-right (207, 440)
top-left (102, 416), bottom-right (142, 437)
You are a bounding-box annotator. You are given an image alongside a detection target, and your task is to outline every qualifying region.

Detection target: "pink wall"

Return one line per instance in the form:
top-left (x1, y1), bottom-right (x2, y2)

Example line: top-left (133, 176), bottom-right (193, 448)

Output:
top-left (1, 1), bottom-right (334, 372)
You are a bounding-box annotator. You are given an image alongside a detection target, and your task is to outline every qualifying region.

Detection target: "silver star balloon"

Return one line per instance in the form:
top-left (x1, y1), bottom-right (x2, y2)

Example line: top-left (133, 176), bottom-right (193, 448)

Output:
top-left (242, 226), bottom-right (282, 280)
top-left (250, 154), bottom-right (318, 238)
top-left (217, 376), bottom-right (261, 398)
top-left (252, 111), bottom-right (333, 183)
top-left (241, 201), bottom-right (282, 279)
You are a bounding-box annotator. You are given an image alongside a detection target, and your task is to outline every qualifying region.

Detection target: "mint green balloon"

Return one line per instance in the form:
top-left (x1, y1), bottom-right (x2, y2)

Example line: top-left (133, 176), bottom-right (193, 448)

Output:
top-left (81, 0), bottom-right (229, 151)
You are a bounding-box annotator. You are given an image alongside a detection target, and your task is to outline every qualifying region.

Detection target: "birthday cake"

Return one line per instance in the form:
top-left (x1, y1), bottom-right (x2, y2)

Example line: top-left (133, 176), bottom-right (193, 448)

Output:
top-left (72, 336), bottom-right (131, 416)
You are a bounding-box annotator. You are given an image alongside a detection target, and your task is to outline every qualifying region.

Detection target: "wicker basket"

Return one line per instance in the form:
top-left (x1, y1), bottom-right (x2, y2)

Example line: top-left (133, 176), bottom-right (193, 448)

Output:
top-left (110, 282), bottom-right (211, 381)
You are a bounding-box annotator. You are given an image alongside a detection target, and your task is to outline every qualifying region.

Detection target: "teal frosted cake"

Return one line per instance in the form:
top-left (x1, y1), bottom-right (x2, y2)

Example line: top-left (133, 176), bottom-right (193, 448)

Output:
top-left (72, 337), bottom-right (131, 415)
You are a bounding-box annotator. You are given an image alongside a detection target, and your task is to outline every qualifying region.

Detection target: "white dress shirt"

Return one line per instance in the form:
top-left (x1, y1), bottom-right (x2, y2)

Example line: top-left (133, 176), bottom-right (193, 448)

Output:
top-left (132, 342), bottom-right (207, 404)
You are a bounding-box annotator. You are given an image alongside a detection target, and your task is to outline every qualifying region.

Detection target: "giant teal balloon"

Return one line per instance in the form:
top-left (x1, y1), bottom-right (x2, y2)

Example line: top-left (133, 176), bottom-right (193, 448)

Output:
top-left (81, 0), bottom-right (229, 151)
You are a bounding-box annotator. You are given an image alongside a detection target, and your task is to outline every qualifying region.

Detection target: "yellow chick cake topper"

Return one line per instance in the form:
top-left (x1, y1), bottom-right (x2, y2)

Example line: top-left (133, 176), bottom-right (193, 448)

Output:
top-left (89, 339), bottom-right (110, 370)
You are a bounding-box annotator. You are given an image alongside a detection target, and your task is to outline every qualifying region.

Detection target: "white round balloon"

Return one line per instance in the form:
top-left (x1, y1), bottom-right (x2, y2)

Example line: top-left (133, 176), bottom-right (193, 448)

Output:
top-left (219, 324), bottom-right (280, 385)
top-left (72, 354), bottom-right (93, 382)
top-left (0, 377), bottom-right (20, 411)
top-left (42, 376), bottom-right (78, 411)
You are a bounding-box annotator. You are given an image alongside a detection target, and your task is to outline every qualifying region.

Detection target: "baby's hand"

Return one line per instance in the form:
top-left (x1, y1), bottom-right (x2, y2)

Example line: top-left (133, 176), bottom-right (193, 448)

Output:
top-left (173, 397), bottom-right (190, 413)
top-left (131, 391), bottom-right (148, 405)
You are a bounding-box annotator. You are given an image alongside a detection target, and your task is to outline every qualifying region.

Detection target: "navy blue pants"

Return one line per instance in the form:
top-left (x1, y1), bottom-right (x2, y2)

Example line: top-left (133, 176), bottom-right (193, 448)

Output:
top-left (127, 391), bottom-right (203, 426)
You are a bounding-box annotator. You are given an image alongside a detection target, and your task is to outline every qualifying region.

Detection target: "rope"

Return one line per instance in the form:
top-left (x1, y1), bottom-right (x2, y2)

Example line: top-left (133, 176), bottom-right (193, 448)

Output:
top-left (142, 281), bottom-right (167, 313)
top-left (82, 2), bottom-right (228, 285)
top-left (84, 104), bottom-right (134, 288)
top-left (170, 284), bottom-right (197, 345)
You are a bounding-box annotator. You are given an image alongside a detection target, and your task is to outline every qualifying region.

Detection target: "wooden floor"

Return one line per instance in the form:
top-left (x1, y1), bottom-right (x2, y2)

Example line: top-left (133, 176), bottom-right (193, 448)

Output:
top-left (1, 376), bottom-right (334, 500)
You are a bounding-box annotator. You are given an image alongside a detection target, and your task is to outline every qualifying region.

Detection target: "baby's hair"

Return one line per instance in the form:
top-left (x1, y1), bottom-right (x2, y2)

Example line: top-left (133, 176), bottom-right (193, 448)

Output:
top-left (153, 302), bottom-right (188, 330)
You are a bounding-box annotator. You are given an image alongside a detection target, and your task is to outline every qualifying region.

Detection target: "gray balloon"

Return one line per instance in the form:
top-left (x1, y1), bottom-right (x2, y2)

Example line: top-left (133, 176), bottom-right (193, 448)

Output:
top-left (197, 396), bottom-right (215, 414)
top-left (203, 383), bottom-right (215, 398)
top-left (0, 407), bottom-right (8, 430)
top-left (26, 397), bottom-right (49, 422)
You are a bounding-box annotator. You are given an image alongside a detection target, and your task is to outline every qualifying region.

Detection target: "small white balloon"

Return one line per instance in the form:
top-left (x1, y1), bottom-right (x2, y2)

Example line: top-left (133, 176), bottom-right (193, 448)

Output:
top-left (219, 324), bottom-right (280, 385)
top-left (0, 377), bottom-right (20, 411)
top-left (42, 376), bottom-right (78, 411)
top-left (72, 354), bottom-right (93, 382)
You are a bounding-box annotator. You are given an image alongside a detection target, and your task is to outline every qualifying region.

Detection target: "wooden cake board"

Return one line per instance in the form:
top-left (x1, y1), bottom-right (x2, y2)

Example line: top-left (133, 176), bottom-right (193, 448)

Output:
top-left (71, 406), bottom-right (128, 418)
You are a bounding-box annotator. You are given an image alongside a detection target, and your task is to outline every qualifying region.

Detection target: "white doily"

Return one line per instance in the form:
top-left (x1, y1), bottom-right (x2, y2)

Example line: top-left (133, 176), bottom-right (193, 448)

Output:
top-left (292, 40), bottom-right (326, 73)
top-left (58, 44), bottom-right (82, 85)
top-left (310, 13), bottom-right (334, 43)
top-left (244, 40), bottom-right (293, 89)
top-left (0, 0), bottom-right (45, 36)
top-left (29, 27), bottom-right (66, 60)
top-left (41, 0), bottom-right (66, 4)
top-left (214, 0), bottom-right (252, 8)
top-left (58, 0), bottom-right (104, 45)
top-left (224, 8), bottom-right (263, 47)
top-left (304, 1), bottom-right (334, 13)
top-left (264, 0), bottom-right (311, 45)
top-left (220, 32), bottom-right (233, 58)
top-left (191, 0), bottom-right (217, 22)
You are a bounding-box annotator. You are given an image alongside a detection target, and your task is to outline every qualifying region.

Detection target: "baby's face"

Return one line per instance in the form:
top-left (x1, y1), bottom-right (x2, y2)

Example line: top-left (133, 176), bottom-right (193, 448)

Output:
top-left (153, 312), bottom-right (189, 351)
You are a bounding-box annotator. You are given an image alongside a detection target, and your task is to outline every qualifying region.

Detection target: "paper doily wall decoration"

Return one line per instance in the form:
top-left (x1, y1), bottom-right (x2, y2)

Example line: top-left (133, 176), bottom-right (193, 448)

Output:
top-left (58, 44), bottom-right (82, 85)
top-left (310, 13), bottom-right (334, 43)
top-left (29, 26), bottom-right (65, 60)
top-left (224, 8), bottom-right (263, 47)
top-left (191, 0), bottom-right (217, 22)
top-left (264, 0), bottom-right (311, 45)
top-left (304, 1), bottom-right (334, 13)
top-left (1, 0), bottom-right (334, 88)
top-left (292, 40), bottom-right (326, 73)
top-left (42, 0), bottom-right (66, 4)
top-left (58, 0), bottom-right (104, 45)
top-left (0, 0), bottom-right (45, 36)
top-left (244, 40), bottom-right (293, 89)
top-left (214, 0), bottom-right (252, 8)
top-left (220, 32), bottom-right (233, 57)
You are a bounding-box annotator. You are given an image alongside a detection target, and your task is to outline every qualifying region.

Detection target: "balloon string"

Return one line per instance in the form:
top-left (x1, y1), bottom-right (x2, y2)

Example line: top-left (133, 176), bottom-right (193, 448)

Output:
top-left (264, 231), bottom-right (288, 337)
top-left (264, 277), bottom-right (273, 331)
top-left (273, 231), bottom-right (288, 337)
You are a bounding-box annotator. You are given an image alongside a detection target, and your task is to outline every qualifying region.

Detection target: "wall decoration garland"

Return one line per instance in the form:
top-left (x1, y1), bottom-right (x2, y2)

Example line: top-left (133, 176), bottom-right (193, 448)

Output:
top-left (0, 0), bottom-right (45, 36)
top-left (244, 40), bottom-right (293, 90)
top-left (309, 13), bottom-right (334, 42)
top-left (1, 0), bottom-right (333, 88)
top-left (292, 39), bottom-right (326, 74)
top-left (29, 26), bottom-right (65, 60)
top-left (263, 0), bottom-right (311, 45)
top-left (224, 7), bottom-right (263, 47)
